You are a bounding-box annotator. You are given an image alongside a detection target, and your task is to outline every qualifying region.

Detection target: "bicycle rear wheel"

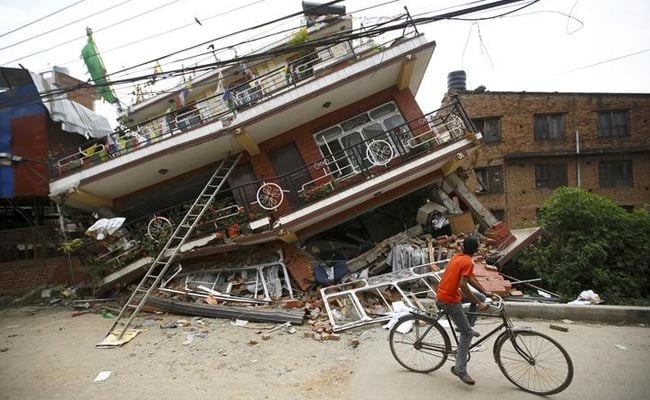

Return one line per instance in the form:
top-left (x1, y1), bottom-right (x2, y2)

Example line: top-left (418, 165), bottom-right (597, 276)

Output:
top-left (495, 330), bottom-right (573, 395)
top-left (389, 313), bottom-right (450, 373)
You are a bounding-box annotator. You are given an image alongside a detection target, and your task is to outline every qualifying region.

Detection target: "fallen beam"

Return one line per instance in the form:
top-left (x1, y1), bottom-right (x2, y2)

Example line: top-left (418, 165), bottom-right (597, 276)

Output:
top-left (146, 296), bottom-right (305, 325)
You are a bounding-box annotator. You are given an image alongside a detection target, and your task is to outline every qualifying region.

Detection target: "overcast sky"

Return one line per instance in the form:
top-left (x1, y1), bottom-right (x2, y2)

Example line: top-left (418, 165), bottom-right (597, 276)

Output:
top-left (1, 0), bottom-right (649, 123)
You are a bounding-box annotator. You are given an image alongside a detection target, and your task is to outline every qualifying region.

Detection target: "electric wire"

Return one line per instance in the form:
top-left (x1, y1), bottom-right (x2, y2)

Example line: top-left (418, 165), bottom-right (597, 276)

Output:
top-left (561, 48), bottom-right (650, 74)
top-left (52, 0), bottom-right (270, 70)
top-left (1, 0), bottom-right (183, 66)
top-left (101, 0), bottom-right (346, 82)
top-left (104, 0), bottom-right (397, 99)
top-left (1, 0), bottom-right (531, 110)
top-left (0, 0), bottom-right (88, 38)
top-left (0, 0), bottom-right (137, 52)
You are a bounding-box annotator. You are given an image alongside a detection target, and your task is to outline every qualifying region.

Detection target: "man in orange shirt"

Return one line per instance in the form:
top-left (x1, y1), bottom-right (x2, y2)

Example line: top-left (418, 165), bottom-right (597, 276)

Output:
top-left (436, 236), bottom-right (490, 385)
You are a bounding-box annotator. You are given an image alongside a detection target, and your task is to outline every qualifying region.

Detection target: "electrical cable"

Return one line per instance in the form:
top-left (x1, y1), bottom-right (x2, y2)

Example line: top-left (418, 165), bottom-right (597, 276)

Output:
top-left (2, 0), bottom-right (531, 110)
top-left (445, 0), bottom-right (540, 21)
top-left (0, 0), bottom-right (88, 38)
top-left (0, 0), bottom-right (136, 52)
top-left (1, 0), bottom-right (183, 66)
top-left (561, 48), bottom-right (650, 74)
top-left (52, 0), bottom-right (269, 70)
top-left (101, 0), bottom-right (346, 80)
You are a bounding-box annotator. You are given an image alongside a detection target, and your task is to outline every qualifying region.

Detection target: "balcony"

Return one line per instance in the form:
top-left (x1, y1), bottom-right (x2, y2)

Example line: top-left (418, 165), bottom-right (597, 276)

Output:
top-left (100, 99), bottom-right (480, 257)
top-left (49, 33), bottom-right (412, 180)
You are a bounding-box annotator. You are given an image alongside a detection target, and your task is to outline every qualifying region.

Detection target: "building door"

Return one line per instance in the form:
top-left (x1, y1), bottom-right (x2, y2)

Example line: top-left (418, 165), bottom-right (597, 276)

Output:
top-left (268, 142), bottom-right (311, 206)
top-left (228, 162), bottom-right (257, 211)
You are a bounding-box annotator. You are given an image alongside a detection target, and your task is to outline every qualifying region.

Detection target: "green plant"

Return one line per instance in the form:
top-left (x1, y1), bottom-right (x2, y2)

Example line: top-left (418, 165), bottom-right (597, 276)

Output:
top-left (516, 187), bottom-right (650, 305)
top-left (288, 27), bottom-right (308, 45)
top-left (300, 184), bottom-right (334, 203)
top-left (59, 238), bottom-right (84, 254)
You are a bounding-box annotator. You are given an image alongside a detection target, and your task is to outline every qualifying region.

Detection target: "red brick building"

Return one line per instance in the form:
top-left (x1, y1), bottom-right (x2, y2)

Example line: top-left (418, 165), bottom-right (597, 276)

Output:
top-left (455, 91), bottom-right (650, 227)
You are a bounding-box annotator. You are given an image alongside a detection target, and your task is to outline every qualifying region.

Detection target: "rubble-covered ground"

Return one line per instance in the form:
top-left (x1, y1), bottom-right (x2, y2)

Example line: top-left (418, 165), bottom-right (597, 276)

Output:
top-left (2, 305), bottom-right (650, 400)
top-left (0, 305), bottom-right (375, 400)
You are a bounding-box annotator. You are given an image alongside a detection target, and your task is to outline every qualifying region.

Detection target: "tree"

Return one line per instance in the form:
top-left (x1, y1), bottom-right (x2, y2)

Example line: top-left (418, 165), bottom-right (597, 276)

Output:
top-left (517, 187), bottom-right (650, 305)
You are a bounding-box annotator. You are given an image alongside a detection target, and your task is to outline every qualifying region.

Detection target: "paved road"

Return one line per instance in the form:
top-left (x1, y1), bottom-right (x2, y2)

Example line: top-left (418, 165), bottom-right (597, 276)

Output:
top-left (345, 318), bottom-right (650, 400)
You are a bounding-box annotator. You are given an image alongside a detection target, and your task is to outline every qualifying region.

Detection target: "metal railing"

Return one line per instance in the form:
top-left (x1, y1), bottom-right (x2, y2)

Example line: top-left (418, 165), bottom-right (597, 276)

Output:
top-left (93, 99), bottom-right (477, 270)
top-left (49, 30), bottom-right (416, 178)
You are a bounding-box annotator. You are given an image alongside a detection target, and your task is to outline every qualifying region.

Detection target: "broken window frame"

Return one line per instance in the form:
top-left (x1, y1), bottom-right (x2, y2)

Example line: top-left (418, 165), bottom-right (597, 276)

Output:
top-left (159, 250), bottom-right (294, 304)
top-left (320, 263), bottom-right (444, 332)
top-left (472, 116), bottom-right (501, 144)
top-left (474, 166), bottom-right (504, 194)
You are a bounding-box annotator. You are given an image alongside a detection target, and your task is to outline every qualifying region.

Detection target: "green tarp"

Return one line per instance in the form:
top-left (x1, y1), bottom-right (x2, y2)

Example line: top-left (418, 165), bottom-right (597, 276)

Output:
top-left (81, 34), bottom-right (117, 104)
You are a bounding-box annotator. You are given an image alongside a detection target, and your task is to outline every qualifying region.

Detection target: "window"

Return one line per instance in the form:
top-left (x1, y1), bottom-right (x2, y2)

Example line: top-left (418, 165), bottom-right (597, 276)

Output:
top-left (535, 164), bottom-right (567, 189)
top-left (314, 102), bottom-right (410, 179)
top-left (597, 110), bottom-right (630, 137)
top-left (474, 166), bottom-right (503, 193)
top-left (534, 113), bottom-right (565, 141)
top-left (599, 160), bottom-right (633, 188)
top-left (472, 117), bottom-right (501, 143)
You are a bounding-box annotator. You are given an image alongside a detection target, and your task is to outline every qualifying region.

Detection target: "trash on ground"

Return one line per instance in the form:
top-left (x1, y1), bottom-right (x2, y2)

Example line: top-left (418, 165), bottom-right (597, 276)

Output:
top-left (94, 371), bottom-right (112, 382)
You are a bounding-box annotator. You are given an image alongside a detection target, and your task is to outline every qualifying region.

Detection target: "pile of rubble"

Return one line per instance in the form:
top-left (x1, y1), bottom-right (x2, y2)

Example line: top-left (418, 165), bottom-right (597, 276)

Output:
top-left (99, 222), bottom-right (519, 334)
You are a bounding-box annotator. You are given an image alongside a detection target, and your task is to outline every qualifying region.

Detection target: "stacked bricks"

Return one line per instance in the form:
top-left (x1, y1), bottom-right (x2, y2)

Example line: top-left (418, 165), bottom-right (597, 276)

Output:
top-left (485, 222), bottom-right (516, 250)
top-left (472, 259), bottom-right (512, 296)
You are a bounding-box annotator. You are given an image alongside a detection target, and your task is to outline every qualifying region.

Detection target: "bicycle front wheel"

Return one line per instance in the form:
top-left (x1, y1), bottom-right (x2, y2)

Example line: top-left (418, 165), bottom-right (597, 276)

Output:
top-left (389, 313), bottom-right (450, 373)
top-left (495, 330), bottom-right (573, 395)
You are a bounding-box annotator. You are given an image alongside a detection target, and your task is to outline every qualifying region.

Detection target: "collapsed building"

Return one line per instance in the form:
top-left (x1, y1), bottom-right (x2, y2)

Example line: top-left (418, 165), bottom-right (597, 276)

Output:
top-left (1, 4), bottom-right (541, 342)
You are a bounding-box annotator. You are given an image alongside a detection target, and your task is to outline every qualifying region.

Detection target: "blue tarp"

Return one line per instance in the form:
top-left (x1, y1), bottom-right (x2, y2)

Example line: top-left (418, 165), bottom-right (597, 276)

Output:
top-left (0, 68), bottom-right (45, 198)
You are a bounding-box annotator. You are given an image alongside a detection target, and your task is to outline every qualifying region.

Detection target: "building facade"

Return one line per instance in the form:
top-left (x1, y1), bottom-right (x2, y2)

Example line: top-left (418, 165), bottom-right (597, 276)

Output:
top-left (455, 91), bottom-right (650, 227)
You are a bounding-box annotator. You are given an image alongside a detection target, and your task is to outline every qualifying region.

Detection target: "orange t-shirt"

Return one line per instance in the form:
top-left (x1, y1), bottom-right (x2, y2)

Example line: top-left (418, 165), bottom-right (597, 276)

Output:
top-left (436, 253), bottom-right (474, 304)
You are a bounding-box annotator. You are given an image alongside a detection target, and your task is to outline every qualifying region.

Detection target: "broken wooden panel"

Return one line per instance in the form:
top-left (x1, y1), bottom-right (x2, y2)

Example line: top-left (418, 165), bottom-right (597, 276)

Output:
top-left (146, 296), bottom-right (304, 325)
top-left (281, 242), bottom-right (314, 291)
top-left (320, 264), bottom-right (443, 332)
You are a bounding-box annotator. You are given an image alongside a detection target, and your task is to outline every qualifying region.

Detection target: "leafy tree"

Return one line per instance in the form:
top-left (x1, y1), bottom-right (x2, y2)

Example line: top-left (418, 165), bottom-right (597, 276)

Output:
top-left (517, 187), bottom-right (649, 305)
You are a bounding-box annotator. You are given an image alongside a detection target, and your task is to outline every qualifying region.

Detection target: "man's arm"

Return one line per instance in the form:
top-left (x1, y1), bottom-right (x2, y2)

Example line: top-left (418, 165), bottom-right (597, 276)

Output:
top-left (459, 276), bottom-right (488, 310)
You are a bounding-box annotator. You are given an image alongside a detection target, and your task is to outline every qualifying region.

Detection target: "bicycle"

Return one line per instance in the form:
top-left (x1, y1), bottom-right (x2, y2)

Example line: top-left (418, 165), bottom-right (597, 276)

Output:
top-left (388, 295), bottom-right (574, 395)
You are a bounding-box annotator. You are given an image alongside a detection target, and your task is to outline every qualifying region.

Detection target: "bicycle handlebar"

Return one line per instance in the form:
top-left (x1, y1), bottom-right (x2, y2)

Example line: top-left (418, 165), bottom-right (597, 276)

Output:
top-left (486, 293), bottom-right (504, 310)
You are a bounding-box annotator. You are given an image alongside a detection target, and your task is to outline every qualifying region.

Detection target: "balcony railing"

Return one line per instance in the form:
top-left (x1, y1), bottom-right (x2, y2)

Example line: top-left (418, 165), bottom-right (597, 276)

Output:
top-left (90, 100), bottom-right (476, 271)
top-left (49, 30), bottom-right (417, 179)
top-left (113, 100), bottom-right (476, 243)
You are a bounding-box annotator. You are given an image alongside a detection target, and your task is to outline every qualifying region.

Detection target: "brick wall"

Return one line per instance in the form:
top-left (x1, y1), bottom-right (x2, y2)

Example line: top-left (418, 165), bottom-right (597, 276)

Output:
top-left (0, 256), bottom-right (90, 296)
top-left (53, 71), bottom-right (99, 110)
top-left (456, 91), bottom-right (650, 227)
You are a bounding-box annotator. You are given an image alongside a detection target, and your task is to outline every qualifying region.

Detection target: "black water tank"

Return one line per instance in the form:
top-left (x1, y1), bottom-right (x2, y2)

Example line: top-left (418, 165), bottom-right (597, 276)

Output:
top-left (302, 1), bottom-right (346, 16)
top-left (447, 70), bottom-right (467, 92)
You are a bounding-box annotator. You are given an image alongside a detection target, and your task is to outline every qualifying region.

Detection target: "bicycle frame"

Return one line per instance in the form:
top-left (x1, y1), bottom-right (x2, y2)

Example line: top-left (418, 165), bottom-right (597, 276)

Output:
top-left (414, 305), bottom-right (536, 365)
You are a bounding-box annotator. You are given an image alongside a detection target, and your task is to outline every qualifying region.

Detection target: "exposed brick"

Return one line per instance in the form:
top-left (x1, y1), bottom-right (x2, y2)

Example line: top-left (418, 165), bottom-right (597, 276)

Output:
top-left (456, 91), bottom-right (650, 228)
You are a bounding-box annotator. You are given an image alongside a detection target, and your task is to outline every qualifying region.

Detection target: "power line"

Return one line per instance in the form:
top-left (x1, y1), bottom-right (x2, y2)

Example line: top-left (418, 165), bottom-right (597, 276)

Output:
top-left (96, 0), bottom-right (397, 92)
top-left (446, 0), bottom-right (540, 21)
top-left (101, 0), bottom-right (347, 81)
top-left (0, 0), bottom-right (88, 38)
top-left (52, 0), bottom-right (269, 69)
top-left (3, 0), bottom-right (532, 112)
top-left (562, 48), bottom-right (650, 74)
top-left (79, 0), bottom-right (398, 101)
top-left (1, 0), bottom-right (183, 66)
top-left (0, 0), bottom-right (137, 52)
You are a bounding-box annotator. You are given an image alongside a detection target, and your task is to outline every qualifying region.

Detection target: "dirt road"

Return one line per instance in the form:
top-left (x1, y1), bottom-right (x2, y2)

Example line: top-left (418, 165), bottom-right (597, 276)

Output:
top-left (1, 306), bottom-right (649, 400)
